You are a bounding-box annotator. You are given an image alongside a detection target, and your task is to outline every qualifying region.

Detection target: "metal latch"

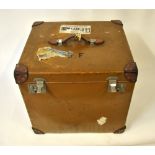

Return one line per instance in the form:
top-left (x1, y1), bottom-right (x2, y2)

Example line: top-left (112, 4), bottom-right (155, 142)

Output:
top-left (28, 78), bottom-right (46, 94)
top-left (107, 76), bottom-right (125, 93)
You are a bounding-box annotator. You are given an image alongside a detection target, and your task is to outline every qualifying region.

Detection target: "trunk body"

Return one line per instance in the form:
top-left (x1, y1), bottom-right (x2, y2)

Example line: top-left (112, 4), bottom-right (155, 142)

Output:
top-left (14, 21), bottom-right (138, 133)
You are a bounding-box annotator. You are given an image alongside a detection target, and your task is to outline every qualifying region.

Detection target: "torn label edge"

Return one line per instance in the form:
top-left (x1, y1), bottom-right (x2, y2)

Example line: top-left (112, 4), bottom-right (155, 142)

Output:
top-left (36, 47), bottom-right (73, 61)
top-left (97, 116), bottom-right (107, 126)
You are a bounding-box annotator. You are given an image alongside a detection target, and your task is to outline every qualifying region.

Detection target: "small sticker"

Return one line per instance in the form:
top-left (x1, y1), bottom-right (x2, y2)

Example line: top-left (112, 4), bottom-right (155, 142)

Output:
top-left (36, 47), bottom-right (73, 61)
top-left (97, 116), bottom-right (107, 126)
top-left (59, 25), bottom-right (91, 34)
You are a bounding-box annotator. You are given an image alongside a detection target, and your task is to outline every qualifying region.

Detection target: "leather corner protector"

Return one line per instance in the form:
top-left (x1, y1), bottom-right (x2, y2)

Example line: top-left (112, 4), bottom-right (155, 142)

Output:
top-left (124, 62), bottom-right (138, 82)
top-left (32, 127), bottom-right (45, 134)
top-left (111, 20), bottom-right (123, 26)
top-left (32, 21), bottom-right (44, 27)
top-left (14, 64), bottom-right (28, 84)
top-left (114, 125), bottom-right (126, 134)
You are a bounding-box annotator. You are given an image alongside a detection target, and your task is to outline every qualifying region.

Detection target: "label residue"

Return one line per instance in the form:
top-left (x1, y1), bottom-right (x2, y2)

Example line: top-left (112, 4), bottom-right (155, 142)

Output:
top-left (97, 116), bottom-right (107, 126)
top-left (59, 25), bottom-right (91, 34)
top-left (36, 47), bottom-right (73, 61)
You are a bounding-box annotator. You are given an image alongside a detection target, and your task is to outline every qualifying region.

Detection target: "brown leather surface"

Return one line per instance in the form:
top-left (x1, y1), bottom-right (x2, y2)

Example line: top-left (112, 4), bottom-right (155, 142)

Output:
top-left (19, 21), bottom-right (133, 76)
top-left (17, 21), bottom-right (137, 133)
top-left (20, 81), bottom-right (135, 133)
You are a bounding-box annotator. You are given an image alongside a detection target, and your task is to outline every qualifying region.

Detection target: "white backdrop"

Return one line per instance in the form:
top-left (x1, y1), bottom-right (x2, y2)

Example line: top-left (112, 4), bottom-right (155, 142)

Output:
top-left (0, 9), bottom-right (155, 145)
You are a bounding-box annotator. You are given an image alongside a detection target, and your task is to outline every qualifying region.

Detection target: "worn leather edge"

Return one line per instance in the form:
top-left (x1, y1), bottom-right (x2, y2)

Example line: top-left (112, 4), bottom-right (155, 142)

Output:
top-left (124, 62), bottom-right (138, 82)
top-left (113, 125), bottom-right (126, 134)
top-left (111, 20), bottom-right (123, 26)
top-left (32, 21), bottom-right (44, 27)
top-left (32, 127), bottom-right (45, 134)
top-left (14, 64), bottom-right (28, 84)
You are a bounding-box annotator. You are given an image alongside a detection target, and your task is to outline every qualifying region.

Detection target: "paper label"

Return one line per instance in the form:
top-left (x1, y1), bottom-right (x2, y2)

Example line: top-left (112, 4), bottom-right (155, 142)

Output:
top-left (36, 47), bottom-right (73, 61)
top-left (59, 25), bottom-right (91, 34)
top-left (97, 116), bottom-right (107, 126)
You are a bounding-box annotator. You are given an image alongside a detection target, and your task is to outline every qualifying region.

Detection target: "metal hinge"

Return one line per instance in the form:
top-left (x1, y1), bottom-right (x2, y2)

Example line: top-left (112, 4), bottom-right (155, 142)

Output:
top-left (107, 76), bottom-right (125, 93)
top-left (28, 78), bottom-right (46, 94)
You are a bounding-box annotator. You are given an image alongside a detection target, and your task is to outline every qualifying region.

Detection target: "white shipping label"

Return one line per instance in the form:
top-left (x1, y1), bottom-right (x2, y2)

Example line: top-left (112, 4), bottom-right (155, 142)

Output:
top-left (59, 25), bottom-right (91, 34)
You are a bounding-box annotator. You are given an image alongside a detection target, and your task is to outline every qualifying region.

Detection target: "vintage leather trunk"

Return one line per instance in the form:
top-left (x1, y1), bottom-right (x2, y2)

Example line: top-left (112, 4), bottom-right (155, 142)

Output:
top-left (14, 21), bottom-right (138, 134)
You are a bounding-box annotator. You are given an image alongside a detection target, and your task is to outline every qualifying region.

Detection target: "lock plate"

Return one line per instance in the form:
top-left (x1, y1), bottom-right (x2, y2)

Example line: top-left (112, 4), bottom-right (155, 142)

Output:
top-left (28, 78), bottom-right (46, 94)
top-left (107, 76), bottom-right (125, 93)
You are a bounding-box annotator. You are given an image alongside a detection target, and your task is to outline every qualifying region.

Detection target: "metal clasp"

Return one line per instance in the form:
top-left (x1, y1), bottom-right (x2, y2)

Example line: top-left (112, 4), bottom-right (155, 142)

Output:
top-left (28, 78), bottom-right (46, 94)
top-left (57, 39), bottom-right (63, 46)
top-left (90, 39), bottom-right (96, 45)
top-left (107, 76), bottom-right (125, 93)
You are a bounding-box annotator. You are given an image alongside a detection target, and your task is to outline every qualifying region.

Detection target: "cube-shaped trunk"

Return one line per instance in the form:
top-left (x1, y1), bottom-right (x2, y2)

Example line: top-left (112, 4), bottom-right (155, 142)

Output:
top-left (14, 21), bottom-right (138, 134)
